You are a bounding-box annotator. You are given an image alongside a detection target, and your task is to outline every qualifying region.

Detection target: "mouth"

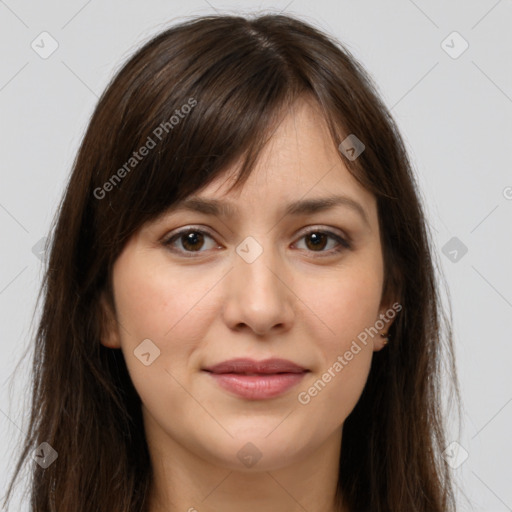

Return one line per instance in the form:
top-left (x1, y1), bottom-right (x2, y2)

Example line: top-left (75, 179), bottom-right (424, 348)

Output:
top-left (202, 358), bottom-right (310, 400)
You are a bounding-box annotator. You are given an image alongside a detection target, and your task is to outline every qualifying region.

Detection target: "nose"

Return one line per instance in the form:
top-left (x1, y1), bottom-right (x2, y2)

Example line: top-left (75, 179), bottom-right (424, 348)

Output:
top-left (221, 242), bottom-right (295, 337)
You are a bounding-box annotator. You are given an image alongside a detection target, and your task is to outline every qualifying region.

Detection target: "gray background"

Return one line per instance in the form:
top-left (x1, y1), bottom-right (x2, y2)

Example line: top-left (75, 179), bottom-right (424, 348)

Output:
top-left (1, 1), bottom-right (511, 510)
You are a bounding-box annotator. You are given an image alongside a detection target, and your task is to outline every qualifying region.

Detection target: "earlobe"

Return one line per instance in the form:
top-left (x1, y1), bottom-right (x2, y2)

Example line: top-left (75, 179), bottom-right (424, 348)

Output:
top-left (373, 328), bottom-right (391, 352)
top-left (373, 299), bottom-right (399, 351)
top-left (379, 330), bottom-right (390, 346)
top-left (98, 291), bottom-right (121, 349)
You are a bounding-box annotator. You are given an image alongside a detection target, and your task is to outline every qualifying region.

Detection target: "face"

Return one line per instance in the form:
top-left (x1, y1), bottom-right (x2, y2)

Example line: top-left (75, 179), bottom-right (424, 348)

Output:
top-left (101, 96), bottom-right (395, 472)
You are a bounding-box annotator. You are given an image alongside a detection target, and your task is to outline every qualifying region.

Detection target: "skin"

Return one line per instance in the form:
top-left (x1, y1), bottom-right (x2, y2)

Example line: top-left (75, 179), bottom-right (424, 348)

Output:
top-left (101, 96), bottom-right (396, 512)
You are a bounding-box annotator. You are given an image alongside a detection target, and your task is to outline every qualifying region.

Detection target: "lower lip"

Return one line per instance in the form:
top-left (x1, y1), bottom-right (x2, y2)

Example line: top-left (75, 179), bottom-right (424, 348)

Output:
top-left (205, 372), bottom-right (307, 400)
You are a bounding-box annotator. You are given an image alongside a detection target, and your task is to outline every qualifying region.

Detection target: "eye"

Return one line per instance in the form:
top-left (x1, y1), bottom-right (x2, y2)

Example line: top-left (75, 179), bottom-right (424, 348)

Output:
top-left (162, 226), bottom-right (351, 258)
top-left (163, 227), bottom-right (219, 256)
top-left (293, 228), bottom-right (351, 256)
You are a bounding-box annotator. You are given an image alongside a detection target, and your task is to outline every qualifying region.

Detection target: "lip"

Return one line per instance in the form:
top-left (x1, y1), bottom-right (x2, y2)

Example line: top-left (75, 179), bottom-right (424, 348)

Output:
top-left (202, 358), bottom-right (309, 400)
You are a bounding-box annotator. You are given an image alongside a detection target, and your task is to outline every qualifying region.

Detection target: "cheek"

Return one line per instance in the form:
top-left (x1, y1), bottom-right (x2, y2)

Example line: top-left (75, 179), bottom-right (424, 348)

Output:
top-left (110, 251), bottom-right (222, 411)
top-left (112, 251), bottom-right (221, 347)
top-left (292, 252), bottom-right (383, 424)
top-left (300, 254), bottom-right (384, 349)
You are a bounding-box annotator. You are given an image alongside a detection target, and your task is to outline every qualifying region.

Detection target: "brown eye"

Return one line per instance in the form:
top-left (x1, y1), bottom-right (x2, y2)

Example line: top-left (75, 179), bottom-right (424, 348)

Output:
top-left (304, 232), bottom-right (329, 251)
top-left (163, 228), bottom-right (218, 256)
top-left (180, 231), bottom-right (205, 251)
top-left (295, 229), bottom-right (351, 256)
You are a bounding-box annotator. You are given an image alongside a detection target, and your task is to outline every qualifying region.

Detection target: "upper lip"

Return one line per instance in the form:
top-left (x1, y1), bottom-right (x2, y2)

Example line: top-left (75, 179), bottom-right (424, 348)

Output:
top-left (203, 358), bottom-right (308, 375)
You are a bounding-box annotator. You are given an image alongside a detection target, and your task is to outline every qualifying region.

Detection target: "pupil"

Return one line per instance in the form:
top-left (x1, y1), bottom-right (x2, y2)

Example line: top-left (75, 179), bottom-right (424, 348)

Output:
top-left (307, 233), bottom-right (326, 251)
top-left (183, 232), bottom-right (203, 250)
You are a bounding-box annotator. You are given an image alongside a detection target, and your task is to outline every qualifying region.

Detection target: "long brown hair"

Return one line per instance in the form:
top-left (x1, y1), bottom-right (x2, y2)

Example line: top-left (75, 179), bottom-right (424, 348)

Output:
top-left (3, 13), bottom-right (461, 511)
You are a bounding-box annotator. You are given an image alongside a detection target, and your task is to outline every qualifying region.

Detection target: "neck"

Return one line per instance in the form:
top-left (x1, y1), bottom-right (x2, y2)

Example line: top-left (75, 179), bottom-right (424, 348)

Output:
top-left (144, 412), bottom-right (346, 512)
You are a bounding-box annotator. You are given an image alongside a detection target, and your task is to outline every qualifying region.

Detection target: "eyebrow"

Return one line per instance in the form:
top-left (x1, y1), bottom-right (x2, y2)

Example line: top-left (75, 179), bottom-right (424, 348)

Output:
top-left (168, 195), bottom-right (370, 227)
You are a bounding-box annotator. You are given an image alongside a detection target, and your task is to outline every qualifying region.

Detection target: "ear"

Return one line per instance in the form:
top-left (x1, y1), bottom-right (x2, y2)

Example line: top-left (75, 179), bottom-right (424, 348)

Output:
top-left (373, 257), bottom-right (404, 350)
top-left (373, 298), bottom-right (401, 352)
top-left (98, 290), bottom-right (122, 349)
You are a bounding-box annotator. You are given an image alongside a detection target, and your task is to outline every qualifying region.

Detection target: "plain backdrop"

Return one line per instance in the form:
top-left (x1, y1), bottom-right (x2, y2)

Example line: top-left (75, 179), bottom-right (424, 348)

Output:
top-left (1, 1), bottom-right (511, 510)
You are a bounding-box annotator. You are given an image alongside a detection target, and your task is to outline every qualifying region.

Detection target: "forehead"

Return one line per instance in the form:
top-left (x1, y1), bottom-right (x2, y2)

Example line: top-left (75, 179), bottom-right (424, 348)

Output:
top-left (184, 97), bottom-right (377, 222)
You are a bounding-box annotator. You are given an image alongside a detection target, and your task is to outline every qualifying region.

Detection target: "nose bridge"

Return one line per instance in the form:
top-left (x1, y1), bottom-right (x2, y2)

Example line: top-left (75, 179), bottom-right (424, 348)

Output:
top-left (236, 235), bottom-right (285, 304)
top-left (236, 237), bottom-right (280, 302)
top-left (222, 234), bottom-right (293, 334)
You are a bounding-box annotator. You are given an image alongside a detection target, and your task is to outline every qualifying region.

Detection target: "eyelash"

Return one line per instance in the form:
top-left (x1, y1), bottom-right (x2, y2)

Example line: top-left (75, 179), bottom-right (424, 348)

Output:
top-left (162, 226), bottom-right (351, 258)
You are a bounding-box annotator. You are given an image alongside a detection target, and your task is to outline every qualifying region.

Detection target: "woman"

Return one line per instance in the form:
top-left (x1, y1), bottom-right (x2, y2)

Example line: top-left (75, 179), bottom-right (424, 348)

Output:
top-left (3, 13), bottom-right (461, 512)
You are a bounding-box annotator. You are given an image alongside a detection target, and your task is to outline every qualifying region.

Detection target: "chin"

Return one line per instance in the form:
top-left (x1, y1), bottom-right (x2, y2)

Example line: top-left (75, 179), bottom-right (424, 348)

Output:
top-left (197, 425), bottom-right (313, 472)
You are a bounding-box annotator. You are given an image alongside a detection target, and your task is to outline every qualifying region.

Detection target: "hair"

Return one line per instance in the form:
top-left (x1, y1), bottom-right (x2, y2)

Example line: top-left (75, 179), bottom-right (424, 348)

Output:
top-left (3, 12), bottom-right (462, 512)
